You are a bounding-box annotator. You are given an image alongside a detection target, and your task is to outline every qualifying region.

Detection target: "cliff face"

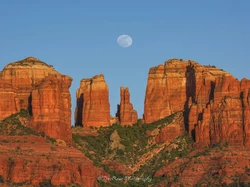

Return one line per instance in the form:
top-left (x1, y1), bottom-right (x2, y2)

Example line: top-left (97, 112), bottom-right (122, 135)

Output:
top-left (0, 57), bottom-right (60, 111)
top-left (144, 60), bottom-right (191, 123)
top-left (31, 76), bottom-right (72, 141)
top-left (144, 59), bottom-right (250, 147)
top-left (193, 73), bottom-right (249, 147)
top-left (0, 57), bottom-right (72, 141)
top-left (75, 74), bottom-right (110, 127)
top-left (116, 87), bottom-right (138, 126)
top-left (241, 79), bottom-right (250, 147)
top-left (0, 79), bottom-right (16, 119)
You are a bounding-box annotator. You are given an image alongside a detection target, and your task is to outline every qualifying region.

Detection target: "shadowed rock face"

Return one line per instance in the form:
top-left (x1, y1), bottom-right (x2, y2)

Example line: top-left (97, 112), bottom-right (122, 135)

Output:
top-left (240, 79), bottom-right (250, 147)
top-left (116, 86), bottom-right (138, 126)
top-left (75, 74), bottom-right (110, 127)
top-left (0, 57), bottom-right (72, 142)
top-left (144, 59), bottom-right (250, 147)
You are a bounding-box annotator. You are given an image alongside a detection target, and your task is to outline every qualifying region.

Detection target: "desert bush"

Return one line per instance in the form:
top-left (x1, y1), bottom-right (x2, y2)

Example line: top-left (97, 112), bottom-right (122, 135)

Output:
top-left (39, 179), bottom-right (55, 187)
top-left (0, 175), bottom-right (4, 183)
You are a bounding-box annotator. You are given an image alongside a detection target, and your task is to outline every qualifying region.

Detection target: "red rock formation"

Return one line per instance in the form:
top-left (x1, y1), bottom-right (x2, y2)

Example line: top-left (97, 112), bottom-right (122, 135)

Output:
top-left (155, 112), bottom-right (185, 143)
top-left (110, 116), bottom-right (119, 125)
top-left (195, 105), bottom-right (211, 146)
top-left (144, 60), bottom-right (188, 123)
top-left (144, 59), bottom-right (222, 122)
top-left (75, 74), bottom-right (110, 127)
top-left (116, 86), bottom-right (138, 126)
top-left (0, 80), bottom-right (16, 119)
top-left (188, 104), bottom-right (198, 137)
top-left (0, 136), bottom-right (109, 186)
top-left (210, 96), bottom-right (244, 146)
top-left (0, 57), bottom-right (72, 141)
top-left (195, 74), bottom-right (245, 146)
top-left (154, 146), bottom-right (250, 186)
top-left (144, 59), bottom-right (250, 147)
top-left (102, 160), bottom-right (133, 176)
top-left (241, 78), bottom-right (250, 147)
top-left (213, 74), bottom-right (241, 106)
top-left (31, 76), bottom-right (72, 142)
top-left (0, 57), bottom-right (61, 111)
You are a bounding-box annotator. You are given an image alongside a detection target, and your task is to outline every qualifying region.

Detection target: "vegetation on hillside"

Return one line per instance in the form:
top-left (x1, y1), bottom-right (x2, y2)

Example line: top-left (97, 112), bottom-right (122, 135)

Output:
top-left (73, 112), bottom-right (177, 167)
top-left (73, 110), bottom-right (250, 186)
top-left (72, 112), bottom-right (197, 186)
top-left (96, 133), bottom-right (194, 187)
top-left (0, 109), bottom-right (57, 144)
top-left (0, 109), bottom-right (39, 136)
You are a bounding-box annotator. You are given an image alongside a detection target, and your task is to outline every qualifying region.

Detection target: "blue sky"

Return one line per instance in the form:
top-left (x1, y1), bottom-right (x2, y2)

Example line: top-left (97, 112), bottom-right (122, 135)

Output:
top-left (0, 0), bottom-right (249, 124)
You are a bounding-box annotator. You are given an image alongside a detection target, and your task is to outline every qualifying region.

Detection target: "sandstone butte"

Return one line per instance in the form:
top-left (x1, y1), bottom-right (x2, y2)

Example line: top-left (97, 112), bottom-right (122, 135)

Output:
top-left (144, 58), bottom-right (250, 147)
top-left (0, 57), bottom-right (72, 142)
top-left (116, 86), bottom-right (138, 126)
top-left (75, 74), bottom-right (111, 127)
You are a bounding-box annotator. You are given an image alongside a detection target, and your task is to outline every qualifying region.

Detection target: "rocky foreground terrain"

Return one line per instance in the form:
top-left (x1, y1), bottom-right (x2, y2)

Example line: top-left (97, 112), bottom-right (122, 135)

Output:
top-left (0, 57), bottom-right (250, 186)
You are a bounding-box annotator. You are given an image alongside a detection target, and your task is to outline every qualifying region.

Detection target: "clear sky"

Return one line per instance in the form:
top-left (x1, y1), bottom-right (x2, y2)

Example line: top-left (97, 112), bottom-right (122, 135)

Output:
top-left (0, 0), bottom-right (249, 124)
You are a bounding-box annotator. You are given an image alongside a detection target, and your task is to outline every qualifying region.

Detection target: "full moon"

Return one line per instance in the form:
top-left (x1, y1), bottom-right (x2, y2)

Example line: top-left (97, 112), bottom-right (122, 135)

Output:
top-left (117, 35), bottom-right (133, 48)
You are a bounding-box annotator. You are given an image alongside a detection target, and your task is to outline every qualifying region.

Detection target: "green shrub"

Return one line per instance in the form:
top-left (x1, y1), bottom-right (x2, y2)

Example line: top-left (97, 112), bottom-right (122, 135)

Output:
top-left (19, 109), bottom-right (30, 117)
top-left (39, 180), bottom-right (55, 187)
top-left (245, 166), bottom-right (250, 172)
top-left (116, 149), bottom-right (124, 156)
top-left (0, 110), bottom-right (38, 136)
top-left (12, 181), bottom-right (28, 186)
top-left (46, 136), bottom-right (57, 143)
top-left (41, 131), bottom-right (46, 138)
top-left (0, 175), bottom-right (4, 183)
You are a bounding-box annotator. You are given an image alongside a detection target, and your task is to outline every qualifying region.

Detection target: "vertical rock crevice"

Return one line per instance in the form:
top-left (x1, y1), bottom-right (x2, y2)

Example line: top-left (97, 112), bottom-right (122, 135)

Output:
top-left (185, 62), bottom-right (197, 137)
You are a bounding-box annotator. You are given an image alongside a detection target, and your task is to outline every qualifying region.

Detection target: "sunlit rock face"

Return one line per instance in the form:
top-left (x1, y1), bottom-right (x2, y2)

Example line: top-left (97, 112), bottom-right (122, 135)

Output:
top-left (0, 57), bottom-right (72, 142)
top-left (116, 86), bottom-right (138, 126)
top-left (75, 74), bottom-right (110, 127)
top-left (144, 59), bottom-right (250, 147)
top-left (31, 76), bottom-right (72, 142)
top-left (144, 59), bottom-right (192, 124)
